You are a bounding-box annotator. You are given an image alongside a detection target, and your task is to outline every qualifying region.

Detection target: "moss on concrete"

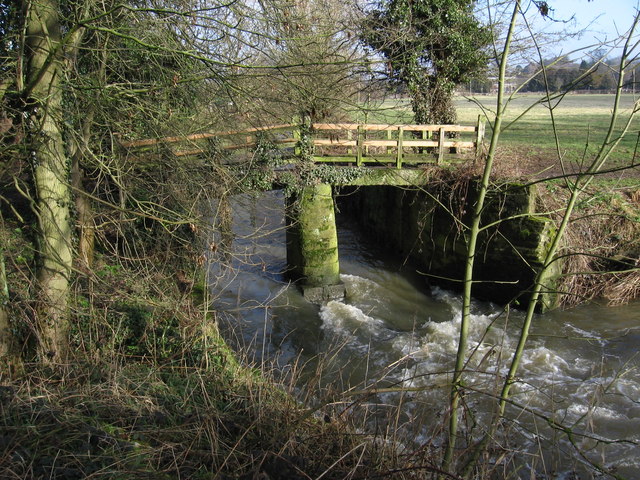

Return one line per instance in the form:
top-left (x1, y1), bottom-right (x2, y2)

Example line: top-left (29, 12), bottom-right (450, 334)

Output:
top-left (337, 181), bottom-right (562, 311)
top-left (286, 184), bottom-right (341, 291)
top-left (342, 168), bottom-right (433, 186)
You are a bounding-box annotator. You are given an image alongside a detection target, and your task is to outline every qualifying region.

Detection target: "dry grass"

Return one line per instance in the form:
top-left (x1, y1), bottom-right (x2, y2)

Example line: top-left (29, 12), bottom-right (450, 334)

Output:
top-left (537, 184), bottom-right (640, 307)
top-left (0, 359), bottom-right (404, 480)
top-left (0, 305), bottom-right (411, 479)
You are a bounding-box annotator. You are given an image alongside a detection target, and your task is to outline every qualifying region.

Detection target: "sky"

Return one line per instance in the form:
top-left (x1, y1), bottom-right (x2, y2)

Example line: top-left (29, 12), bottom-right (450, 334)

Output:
top-left (545, 0), bottom-right (640, 58)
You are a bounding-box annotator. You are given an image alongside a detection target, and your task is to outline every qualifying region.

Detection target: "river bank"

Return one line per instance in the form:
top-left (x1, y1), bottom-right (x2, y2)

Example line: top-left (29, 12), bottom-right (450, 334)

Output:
top-left (1, 166), bottom-right (638, 478)
top-left (0, 223), bottom-right (406, 479)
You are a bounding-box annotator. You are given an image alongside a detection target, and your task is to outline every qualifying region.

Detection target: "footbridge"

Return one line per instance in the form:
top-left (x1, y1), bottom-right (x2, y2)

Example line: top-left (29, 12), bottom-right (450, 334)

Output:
top-left (119, 120), bottom-right (487, 302)
top-left (122, 120), bottom-right (557, 306)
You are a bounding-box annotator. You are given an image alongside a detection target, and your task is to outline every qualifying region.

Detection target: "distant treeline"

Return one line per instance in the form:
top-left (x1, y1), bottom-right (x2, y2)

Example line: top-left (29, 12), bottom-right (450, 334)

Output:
top-left (516, 57), bottom-right (620, 93)
top-left (462, 56), bottom-right (640, 94)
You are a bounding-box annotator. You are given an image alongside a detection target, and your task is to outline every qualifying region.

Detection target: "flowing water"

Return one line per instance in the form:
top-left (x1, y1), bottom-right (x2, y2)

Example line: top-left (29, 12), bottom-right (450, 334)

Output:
top-left (210, 191), bottom-right (640, 479)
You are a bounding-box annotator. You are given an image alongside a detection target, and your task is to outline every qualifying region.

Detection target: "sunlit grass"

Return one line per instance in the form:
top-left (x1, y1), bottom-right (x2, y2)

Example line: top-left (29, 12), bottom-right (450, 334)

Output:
top-left (460, 93), bottom-right (640, 167)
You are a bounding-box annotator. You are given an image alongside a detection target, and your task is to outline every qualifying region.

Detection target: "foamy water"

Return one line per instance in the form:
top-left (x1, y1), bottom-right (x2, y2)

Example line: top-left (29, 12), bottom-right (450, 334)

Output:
top-left (314, 273), bottom-right (640, 477)
top-left (214, 192), bottom-right (640, 479)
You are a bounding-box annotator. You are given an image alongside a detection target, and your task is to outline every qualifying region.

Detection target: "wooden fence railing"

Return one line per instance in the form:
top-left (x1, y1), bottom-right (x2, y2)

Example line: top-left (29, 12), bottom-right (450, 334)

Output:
top-left (308, 120), bottom-right (485, 167)
top-left (118, 117), bottom-right (485, 168)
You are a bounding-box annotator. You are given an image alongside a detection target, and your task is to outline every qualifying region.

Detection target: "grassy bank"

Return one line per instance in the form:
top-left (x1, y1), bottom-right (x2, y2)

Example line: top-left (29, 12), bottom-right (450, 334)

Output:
top-left (0, 358), bottom-right (394, 479)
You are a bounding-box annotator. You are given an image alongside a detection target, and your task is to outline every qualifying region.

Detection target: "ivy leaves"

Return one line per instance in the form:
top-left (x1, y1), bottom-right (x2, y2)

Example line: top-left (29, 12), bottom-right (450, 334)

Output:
top-left (361, 0), bottom-right (491, 123)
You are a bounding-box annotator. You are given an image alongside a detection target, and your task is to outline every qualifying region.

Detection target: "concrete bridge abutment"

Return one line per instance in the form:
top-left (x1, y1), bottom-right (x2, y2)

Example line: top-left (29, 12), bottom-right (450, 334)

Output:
top-left (336, 182), bottom-right (562, 311)
top-left (281, 169), bottom-right (561, 311)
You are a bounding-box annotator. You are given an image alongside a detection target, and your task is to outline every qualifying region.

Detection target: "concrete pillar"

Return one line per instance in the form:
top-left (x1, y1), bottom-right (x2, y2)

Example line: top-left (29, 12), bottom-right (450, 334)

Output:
top-left (286, 184), bottom-right (345, 303)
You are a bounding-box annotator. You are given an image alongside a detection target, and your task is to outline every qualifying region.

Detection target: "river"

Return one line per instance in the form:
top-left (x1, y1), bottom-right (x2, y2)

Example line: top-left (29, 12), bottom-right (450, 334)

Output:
top-left (210, 191), bottom-right (640, 479)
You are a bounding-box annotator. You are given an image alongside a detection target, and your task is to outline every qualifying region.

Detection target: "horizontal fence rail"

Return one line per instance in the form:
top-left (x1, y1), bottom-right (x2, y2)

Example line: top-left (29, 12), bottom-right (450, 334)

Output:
top-left (118, 117), bottom-right (485, 167)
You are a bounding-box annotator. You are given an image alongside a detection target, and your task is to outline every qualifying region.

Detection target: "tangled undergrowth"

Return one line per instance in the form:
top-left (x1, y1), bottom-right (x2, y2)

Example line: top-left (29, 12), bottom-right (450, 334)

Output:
top-left (537, 182), bottom-right (640, 307)
top-left (0, 265), bottom-right (414, 480)
top-left (1, 361), bottom-right (402, 479)
top-left (0, 211), bottom-right (419, 479)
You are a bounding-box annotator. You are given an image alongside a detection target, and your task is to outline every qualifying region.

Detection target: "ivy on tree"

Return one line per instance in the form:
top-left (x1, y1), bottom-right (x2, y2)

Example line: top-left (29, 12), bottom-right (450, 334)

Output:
top-left (361, 0), bottom-right (491, 124)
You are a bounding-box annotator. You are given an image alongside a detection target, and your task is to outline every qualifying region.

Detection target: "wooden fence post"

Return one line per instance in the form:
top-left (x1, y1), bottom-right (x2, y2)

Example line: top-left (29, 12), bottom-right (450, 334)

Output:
top-left (396, 127), bottom-right (403, 169)
top-left (437, 127), bottom-right (446, 164)
top-left (356, 125), bottom-right (363, 166)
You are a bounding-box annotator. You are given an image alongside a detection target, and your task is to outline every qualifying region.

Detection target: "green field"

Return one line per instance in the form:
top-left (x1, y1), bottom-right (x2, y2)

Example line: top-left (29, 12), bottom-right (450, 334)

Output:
top-left (459, 94), bottom-right (640, 163)
top-left (361, 94), bottom-right (640, 170)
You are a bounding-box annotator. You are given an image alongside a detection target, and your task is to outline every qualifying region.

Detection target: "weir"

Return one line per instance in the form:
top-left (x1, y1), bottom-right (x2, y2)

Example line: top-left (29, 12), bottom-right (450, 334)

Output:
top-left (284, 173), bottom-right (561, 310)
top-left (120, 121), bottom-right (562, 308)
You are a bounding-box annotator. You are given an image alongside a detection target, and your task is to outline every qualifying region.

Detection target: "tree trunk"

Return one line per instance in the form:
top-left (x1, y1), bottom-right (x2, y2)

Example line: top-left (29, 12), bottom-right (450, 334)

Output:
top-left (408, 75), bottom-right (430, 124)
top-left (0, 236), bottom-right (12, 363)
top-left (70, 105), bottom-right (96, 271)
top-left (26, 0), bottom-right (73, 363)
top-left (71, 161), bottom-right (94, 270)
top-left (427, 79), bottom-right (457, 125)
top-left (67, 10), bottom-right (94, 272)
top-left (409, 75), bottom-right (457, 125)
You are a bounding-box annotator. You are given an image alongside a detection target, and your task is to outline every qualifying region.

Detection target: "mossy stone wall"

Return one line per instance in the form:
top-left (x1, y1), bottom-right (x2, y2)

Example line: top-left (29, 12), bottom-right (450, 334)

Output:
top-left (337, 182), bottom-right (561, 310)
